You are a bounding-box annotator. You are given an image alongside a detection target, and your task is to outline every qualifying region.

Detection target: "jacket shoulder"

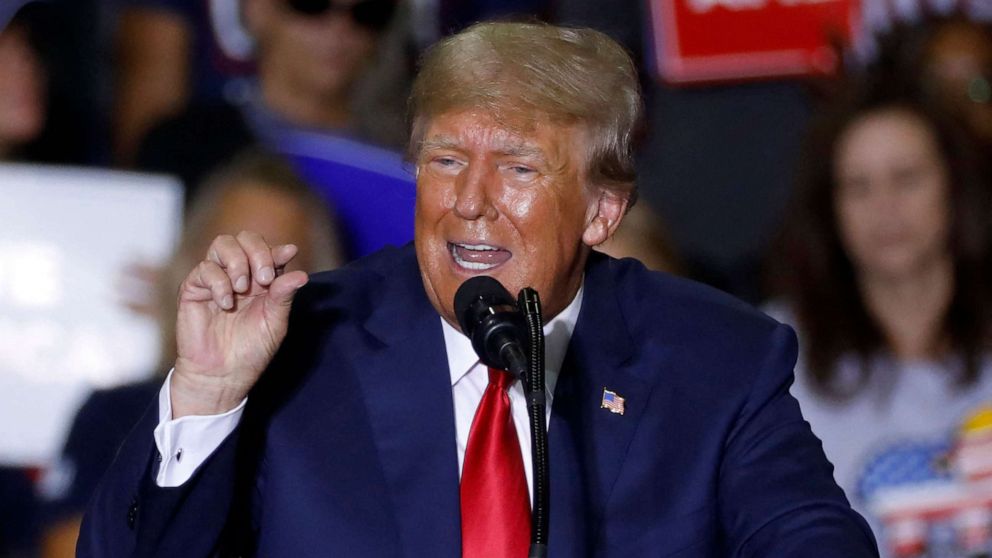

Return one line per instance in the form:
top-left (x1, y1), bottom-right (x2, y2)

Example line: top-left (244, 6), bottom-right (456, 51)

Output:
top-left (594, 256), bottom-right (796, 387)
top-left (291, 243), bottom-right (415, 318)
top-left (603, 256), bottom-right (784, 340)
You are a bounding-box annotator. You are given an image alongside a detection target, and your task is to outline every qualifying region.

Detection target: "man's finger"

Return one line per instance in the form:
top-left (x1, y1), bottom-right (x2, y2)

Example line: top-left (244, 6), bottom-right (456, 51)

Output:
top-left (193, 260), bottom-right (236, 310)
top-left (272, 244), bottom-right (299, 269)
top-left (236, 231), bottom-right (276, 287)
top-left (207, 235), bottom-right (251, 293)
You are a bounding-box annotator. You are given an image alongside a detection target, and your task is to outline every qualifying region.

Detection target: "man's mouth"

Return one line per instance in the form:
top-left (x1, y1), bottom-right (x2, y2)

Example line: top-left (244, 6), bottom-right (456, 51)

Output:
top-left (448, 242), bottom-right (512, 271)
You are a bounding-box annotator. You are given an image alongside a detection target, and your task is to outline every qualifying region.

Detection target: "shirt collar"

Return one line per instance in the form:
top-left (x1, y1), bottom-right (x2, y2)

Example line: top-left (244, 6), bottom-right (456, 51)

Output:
top-left (442, 282), bottom-right (584, 388)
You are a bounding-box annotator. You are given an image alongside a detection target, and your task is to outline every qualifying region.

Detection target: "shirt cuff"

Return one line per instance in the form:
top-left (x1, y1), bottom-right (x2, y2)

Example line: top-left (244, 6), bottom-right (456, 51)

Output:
top-left (153, 369), bottom-right (247, 487)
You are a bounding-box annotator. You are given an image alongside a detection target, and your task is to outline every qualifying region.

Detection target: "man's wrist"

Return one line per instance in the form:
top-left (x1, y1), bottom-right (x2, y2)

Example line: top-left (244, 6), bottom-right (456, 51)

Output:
top-left (169, 370), bottom-right (252, 418)
top-left (156, 371), bottom-right (247, 487)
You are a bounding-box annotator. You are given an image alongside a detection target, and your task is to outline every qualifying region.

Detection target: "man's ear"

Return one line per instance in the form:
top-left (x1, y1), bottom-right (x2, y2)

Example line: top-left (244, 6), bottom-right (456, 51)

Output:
top-left (582, 188), bottom-right (630, 248)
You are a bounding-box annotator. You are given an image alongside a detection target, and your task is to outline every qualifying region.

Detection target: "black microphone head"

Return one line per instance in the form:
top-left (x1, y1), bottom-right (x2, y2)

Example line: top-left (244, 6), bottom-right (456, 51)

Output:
top-left (454, 275), bottom-right (514, 336)
top-left (453, 276), bottom-right (527, 371)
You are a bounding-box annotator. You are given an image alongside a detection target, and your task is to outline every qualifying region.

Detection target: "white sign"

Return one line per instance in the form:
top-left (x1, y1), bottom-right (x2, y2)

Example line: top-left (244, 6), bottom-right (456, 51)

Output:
top-left (0, 164), bottom-right (182, 465)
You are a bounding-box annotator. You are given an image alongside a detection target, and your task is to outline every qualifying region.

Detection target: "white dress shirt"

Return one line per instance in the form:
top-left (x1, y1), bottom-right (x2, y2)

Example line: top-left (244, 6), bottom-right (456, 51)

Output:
top-left (153, 285), bottom-right (583, 491)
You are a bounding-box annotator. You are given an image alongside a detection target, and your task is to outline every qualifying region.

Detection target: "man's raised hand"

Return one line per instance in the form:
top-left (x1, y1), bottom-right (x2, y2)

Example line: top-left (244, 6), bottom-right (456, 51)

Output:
top-left (170, 231), bottom-right (308, 418)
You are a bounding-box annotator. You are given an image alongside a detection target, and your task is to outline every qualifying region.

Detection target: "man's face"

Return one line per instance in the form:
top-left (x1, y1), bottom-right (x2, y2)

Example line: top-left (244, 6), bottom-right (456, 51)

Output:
top-left (414, 109), bottom-right (627, 329)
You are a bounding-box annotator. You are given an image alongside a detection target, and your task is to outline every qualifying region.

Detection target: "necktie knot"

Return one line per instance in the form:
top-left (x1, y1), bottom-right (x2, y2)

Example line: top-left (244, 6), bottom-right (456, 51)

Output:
top-left (488, 367), bottom-right (515, 391)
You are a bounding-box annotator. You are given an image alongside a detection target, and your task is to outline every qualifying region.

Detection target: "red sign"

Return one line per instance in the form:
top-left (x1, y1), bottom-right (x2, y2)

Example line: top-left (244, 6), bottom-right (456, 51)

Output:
top-left (648, 0), bottom-right (860, 84)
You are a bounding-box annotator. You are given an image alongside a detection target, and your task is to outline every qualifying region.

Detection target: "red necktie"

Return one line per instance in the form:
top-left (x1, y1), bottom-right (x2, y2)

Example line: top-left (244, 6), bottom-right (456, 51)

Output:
top-left (460, 367), bottom-right (531, 558)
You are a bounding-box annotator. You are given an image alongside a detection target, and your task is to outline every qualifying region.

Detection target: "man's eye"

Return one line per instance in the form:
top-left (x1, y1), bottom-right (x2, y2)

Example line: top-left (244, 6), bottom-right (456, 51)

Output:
top-left (436, 157), bottom-right (458, 166)
top-left (510, 166), bottom-right (535, 176)
top-left (429, 157), bottom-right (462, 172)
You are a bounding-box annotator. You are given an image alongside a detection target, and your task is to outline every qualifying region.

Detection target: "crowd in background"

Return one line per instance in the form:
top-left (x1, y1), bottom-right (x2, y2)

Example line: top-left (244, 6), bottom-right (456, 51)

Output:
top-left (2, 0), bottom-right (992, 556)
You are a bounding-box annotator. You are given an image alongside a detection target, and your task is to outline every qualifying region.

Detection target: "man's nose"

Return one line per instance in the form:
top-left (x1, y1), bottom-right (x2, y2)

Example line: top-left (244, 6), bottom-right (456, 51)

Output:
top-left (453, 164), bottom-right (498, 221)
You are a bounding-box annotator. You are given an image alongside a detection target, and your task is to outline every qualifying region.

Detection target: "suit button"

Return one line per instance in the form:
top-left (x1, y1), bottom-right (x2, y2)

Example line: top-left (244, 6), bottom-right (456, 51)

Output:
top-left (127, 497), bottom-right (138, 529)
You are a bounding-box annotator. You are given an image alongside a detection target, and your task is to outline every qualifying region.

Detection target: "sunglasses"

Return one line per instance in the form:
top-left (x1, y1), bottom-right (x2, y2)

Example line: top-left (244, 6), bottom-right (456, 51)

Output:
top-left (285, 0), bottom-right (397, 31)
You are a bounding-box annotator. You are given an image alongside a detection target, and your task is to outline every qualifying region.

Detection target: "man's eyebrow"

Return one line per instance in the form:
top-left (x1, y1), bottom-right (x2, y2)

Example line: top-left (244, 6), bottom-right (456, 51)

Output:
top-left (499, 144), bottom-right (547, 160)
top-left (420, 137), bottom-right (460, 152)
top-left (419, 136), bottom-right (549, 163)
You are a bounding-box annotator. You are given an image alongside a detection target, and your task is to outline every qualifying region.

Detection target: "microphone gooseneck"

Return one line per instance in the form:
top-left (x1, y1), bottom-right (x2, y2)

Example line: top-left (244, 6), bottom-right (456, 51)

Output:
top-left (519, 287), bottom-right (549, 558)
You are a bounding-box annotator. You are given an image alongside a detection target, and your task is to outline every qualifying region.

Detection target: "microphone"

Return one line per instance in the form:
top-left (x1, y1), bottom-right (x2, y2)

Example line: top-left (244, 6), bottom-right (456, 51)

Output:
top-left (453, 276), bottom-right (529, 378)
top-left (455, 277), bottom-right (552, 558)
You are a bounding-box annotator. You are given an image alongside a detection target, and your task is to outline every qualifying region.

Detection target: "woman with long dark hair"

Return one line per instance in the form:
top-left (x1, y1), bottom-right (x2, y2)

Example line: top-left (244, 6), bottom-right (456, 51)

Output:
top-left (769, 84), bottom-right (992, 556)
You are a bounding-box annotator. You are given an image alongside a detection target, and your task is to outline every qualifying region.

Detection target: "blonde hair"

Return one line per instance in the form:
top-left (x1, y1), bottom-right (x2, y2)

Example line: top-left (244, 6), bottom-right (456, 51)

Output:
top-left (408, 22), bottom-right (642, 199)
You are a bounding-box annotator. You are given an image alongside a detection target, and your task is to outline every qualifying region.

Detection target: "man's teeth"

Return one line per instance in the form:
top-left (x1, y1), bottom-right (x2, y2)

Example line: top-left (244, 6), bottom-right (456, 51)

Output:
top-left (456, 243), bottom-right (498, 251)
top-left (454, 258), bottom-right (498, 270)
top-left (450, 243), bottom-right (501, 270)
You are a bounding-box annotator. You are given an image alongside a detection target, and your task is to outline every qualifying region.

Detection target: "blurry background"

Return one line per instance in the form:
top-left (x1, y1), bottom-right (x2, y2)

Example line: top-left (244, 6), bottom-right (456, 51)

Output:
top-left (2, 1), bottom-right (991, 557)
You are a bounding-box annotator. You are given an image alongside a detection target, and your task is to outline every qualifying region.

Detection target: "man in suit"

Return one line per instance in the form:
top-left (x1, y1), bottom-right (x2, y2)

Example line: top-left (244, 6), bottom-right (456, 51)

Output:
top-left (79, 22), bottom-right (879, 557)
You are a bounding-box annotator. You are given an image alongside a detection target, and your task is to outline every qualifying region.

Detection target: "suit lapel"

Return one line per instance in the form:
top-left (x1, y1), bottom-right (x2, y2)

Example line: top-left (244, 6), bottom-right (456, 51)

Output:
top-left (355, 251), bottom-right (462, 557)
top-left (549, 255), bottom-right (658, 554)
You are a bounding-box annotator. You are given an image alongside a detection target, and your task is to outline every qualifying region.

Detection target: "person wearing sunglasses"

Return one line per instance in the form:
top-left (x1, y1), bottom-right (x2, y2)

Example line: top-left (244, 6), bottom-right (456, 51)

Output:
top-left (114, 0), bottom-right (403, 165)
top-left (284, 0), bottom-right (398, 30)
top-left (128, 0), bottom-right (415, 262)
top-left (240, 0), bottom-right (400, 141)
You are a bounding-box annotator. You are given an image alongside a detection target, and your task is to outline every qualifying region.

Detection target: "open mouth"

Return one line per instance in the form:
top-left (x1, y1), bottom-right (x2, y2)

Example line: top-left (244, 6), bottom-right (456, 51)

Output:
top-left (448, 242), bottom-right (512, 271)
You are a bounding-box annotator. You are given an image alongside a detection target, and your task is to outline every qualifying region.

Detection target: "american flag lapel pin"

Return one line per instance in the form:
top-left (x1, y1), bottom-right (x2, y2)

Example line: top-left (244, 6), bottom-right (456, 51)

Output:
top-left (601, 388), bottom-right (625, 415)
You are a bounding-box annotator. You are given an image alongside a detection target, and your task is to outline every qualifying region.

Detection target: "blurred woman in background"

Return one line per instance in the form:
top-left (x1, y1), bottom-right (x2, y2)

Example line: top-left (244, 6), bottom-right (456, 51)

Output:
top-left (0, 14), bottom-right (45, 161)
top-left (769, 85), bottom-right (992, 556)
top-left (0, 1), bottom-right (93, 165)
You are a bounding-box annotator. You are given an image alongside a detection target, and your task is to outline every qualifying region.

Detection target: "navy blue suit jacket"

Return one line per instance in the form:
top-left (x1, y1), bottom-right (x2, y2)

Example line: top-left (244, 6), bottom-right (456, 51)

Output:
top-left (79, 244), bottom-right (878, 557)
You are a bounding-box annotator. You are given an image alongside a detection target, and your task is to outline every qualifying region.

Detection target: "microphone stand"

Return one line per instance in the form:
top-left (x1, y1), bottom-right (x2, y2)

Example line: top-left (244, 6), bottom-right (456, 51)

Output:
top-left (518, 288), bottom-right (549, 558)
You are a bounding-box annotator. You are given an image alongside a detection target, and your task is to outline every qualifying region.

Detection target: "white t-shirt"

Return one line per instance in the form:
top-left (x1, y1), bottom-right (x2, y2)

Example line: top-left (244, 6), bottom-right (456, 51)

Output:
top-left (766, 302), bottom-right (992, 558)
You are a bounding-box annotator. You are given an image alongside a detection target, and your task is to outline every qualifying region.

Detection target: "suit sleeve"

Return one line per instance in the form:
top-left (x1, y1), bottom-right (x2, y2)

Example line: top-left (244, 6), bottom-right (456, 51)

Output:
top-left (718, 323), bottom-right (880, 558)
top-left (76, 396), bottom-right (246, 558)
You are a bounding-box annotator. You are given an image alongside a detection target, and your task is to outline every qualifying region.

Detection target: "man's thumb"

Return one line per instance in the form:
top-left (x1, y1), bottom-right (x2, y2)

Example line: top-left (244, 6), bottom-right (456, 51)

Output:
top-left (267, 271), bottom-right (309, 308)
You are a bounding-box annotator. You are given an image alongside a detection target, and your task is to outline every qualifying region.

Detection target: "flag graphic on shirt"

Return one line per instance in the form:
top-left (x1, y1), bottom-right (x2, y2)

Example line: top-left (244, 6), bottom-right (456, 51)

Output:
top-left (860, 405), bottom-right (992, 557)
